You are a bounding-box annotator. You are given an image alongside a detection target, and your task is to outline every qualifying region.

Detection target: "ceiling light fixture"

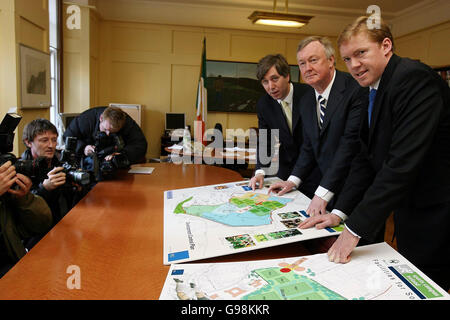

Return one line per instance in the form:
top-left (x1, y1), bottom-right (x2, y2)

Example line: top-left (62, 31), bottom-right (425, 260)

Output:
top-left (248, 0), bottom-right (313, 28)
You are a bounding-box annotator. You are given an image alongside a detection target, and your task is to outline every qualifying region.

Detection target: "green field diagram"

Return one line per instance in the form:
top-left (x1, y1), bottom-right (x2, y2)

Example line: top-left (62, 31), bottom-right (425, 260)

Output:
top-left (242, 267), bottom-right (346, 300)
top-left (173, 193), bottom-right (293, 227)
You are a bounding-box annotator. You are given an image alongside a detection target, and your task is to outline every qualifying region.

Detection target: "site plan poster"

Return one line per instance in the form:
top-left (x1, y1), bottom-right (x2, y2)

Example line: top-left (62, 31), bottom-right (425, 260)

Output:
top-left (160, 242), bottom-right (449, 300)
top-left (163, 178), bottom-right (343, 265)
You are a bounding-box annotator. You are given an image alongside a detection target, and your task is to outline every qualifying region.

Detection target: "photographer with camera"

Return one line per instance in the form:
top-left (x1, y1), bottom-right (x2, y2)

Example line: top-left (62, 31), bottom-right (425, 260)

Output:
top-left (63, 106), bottom-right (147, 180)
top-left (21, 119), bottom-right (81, 224)
top-left (0, 113), bottom-right (52, 278)
top-left (0, 161), bottom-right (52, 277)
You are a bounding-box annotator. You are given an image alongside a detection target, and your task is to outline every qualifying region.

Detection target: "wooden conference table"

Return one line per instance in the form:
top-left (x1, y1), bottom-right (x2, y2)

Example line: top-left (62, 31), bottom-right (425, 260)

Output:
top-left (0, 163), bottom-right (313, 300)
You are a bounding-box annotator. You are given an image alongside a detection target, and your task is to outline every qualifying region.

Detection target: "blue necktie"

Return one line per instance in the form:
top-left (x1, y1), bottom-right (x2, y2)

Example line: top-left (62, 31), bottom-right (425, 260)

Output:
top-left (368, 88), bottom-right (377, 126)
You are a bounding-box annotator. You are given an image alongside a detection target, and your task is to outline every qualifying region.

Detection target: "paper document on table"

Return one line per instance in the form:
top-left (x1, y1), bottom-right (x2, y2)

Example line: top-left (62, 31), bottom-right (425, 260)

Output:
top-left (128, 167), bottom-right (154, 174)
top-left (160, 242), bottom-right (450, 300)
top-left (163, 177), bottom-right (344, 264)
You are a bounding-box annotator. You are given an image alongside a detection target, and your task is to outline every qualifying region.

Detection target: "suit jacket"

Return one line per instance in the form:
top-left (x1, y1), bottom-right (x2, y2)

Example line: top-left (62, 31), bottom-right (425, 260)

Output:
top-left (291, 70), bottom-right (365, 200)
top-left (336, 55), bottom-right (450, 244)
top-left (255, 82), bottom-right (310, 180)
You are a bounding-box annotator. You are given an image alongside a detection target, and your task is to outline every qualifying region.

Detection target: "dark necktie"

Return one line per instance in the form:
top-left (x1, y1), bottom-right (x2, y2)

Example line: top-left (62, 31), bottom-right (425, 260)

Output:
top-left (368, 88), bottom-right (377, 126)
top-left (318, 95), bottom-right (327, 129)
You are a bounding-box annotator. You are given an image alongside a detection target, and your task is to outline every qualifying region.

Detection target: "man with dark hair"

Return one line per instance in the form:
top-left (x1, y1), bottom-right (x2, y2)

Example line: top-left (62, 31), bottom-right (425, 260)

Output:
top-left (311, 16), bottom-right (450, 290)
top-left (22, 118), bottom-right (80, 224)
top-left (249, 54), bottom-right (318, 197)
top-left (63, 106), bottom-right (147, 166)
top-left (0, 160), bottom-right (52, 277)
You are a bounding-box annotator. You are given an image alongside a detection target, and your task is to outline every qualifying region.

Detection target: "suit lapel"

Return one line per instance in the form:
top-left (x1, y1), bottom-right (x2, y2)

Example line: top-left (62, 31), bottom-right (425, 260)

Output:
top-left (368, 55), bottom-right (401, 146)
top-left (320, 71), bottom-right (345, 136)
top-left (270, 98), bottom-right (290, 136)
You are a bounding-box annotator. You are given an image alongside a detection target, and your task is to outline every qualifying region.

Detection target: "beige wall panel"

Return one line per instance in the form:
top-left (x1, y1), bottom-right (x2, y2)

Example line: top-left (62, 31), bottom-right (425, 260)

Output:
top-left (110, 61), bottom-right (163, 158)
top-left (63, 52), bottom-right (81, 113)
top-left (206, 112), bottom-right (228, 130)
top-left (111, 26), bottom-right (164, 53)
top-left (15, 0), bottom-right (48, 32)
top-left (230, 34), bottom-right (285, 62)
top-left (173, 30), bottom-right (203, 56)
top-left (90, 56), bottom-right (98, 106)
top-left (428, 25), bottom-right (450, 66)
top-left (109, 61), bottom-right (161, 104)
top-left (90, 13), bottom-right (99, 58)
top-left (18, 17), bottom-right (46, 52)
top-left (64, 38), bottom-right (82, 53)
top-left (286, 37), bottom-right (304, 64)
top-left (395, 35), bottom-right (427, 61)
top-left (171, 64), bottom-right (199, 129)
top-left (226, 113), bottom-right (258, 133)
top-left (204, 31), bottom-right (230, 60)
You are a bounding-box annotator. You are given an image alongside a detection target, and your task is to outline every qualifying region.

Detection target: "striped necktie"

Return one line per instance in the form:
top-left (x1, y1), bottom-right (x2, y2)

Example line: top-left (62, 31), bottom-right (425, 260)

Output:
top-left (318, 95), bottom-right (327, 129)
top-left (281, 101), bottom-right (292, 133)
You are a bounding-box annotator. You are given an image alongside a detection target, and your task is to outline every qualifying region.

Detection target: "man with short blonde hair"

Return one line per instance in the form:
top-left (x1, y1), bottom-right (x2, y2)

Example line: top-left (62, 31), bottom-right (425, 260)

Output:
top-left (317, 16), bottom-right (450, 291)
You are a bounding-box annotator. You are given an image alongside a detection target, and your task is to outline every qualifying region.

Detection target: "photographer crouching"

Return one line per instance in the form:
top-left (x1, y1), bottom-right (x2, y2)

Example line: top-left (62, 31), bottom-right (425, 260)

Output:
top-left (22, 119), bottom-right (88, 225)
top-left (0, 114), bottom-right (52, 278)
top-left (63, 106), bottom-right (147, 181)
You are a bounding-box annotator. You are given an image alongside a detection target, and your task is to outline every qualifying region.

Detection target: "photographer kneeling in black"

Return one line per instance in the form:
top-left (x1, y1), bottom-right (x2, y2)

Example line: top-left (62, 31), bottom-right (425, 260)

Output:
top-left (22, 119), bottom-right (79, 224)
top-left (0, 161), bottom-right (52, 278)
top-left (63, 107), bottom-right (147, 177)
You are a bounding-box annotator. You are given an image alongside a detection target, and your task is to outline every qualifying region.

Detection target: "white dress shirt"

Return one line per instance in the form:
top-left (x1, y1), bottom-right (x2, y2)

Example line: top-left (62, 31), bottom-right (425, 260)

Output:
top-left (287, 70), bottom-right (336, 201)
top-left (255, 83), bottom-right (294, 177)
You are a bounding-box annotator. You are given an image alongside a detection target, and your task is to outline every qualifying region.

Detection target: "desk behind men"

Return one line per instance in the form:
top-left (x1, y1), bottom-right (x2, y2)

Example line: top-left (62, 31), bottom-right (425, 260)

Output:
top-left (0, 163), bottom-right (311, 299)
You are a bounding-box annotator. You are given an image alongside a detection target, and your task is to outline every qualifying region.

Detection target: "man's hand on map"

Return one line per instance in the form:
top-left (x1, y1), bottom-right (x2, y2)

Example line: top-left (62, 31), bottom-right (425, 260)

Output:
top-left (298, 213), bottom-right (341, 230)
top-left (249, 173), bottom-right (264, 190)
top-left (327, 228), bottom-right (360, 264)
top-left (306, 195), bottom-right (328, 216)
top-left (267, 180), bottom-right (296, 196)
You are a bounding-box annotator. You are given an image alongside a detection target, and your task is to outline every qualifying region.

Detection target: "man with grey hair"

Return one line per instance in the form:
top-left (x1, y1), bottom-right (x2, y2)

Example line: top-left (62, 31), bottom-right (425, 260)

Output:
top-left (269, 37), bottom-right (371, 239)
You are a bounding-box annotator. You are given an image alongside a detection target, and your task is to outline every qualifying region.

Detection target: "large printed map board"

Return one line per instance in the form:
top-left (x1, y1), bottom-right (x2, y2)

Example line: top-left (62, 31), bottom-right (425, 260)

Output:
top-left (163, 178), bottom-right (343, 265)
top-left (160, 242), bottom-right (449, 300)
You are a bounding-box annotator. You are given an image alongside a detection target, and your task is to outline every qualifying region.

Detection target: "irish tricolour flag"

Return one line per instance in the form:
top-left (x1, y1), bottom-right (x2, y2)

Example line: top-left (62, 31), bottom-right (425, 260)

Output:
top-left (195, 38), bottom-right (207, 146)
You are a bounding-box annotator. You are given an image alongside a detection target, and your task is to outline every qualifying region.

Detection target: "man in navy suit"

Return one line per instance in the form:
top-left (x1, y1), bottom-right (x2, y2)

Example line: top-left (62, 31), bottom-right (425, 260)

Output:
top-left (268, 37), bottom-right (367, 226)
top-left (249, 54), bottom-right (318, 198)
top-left (311, 16), bottom-right (450, 290)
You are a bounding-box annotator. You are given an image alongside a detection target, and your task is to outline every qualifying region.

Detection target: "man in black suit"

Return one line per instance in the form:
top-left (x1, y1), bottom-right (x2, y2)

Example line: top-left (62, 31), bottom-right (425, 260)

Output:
top-left (312, 16), bottom-right (450, 290)
top-left (248, 54), bottom-right (316, 197)
top-left (269, 37), bottom-right (366, 225)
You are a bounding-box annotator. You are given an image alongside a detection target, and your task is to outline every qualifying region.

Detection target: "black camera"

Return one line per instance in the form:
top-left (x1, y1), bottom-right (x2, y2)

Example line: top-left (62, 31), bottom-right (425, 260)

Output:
top-left (0, 113), bottom-right (48, 180)
top-left (60, 136), bottom-right (90, 185)
top-left (88, 131), bottom-right (130, 180)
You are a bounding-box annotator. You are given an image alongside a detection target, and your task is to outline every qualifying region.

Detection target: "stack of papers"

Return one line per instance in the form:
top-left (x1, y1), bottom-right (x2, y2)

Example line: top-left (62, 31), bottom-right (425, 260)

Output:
top-left (128, 167), bottom-right (154, 174)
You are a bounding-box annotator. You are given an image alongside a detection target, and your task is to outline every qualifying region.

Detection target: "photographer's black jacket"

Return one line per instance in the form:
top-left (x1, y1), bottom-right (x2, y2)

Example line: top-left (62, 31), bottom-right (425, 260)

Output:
top-left (21, 149), bottom-right (71, 223)
top-left (63, 106), bottom-right (148, 164)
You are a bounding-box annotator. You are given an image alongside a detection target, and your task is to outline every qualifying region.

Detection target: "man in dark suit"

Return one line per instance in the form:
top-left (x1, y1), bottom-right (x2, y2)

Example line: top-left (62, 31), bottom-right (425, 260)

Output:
top-left (248, 54), bottom-right (316, 197)
top-left (269, 37), bottom-right (366, 225)
top-left (314, 16), bottom-right (450, 290)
